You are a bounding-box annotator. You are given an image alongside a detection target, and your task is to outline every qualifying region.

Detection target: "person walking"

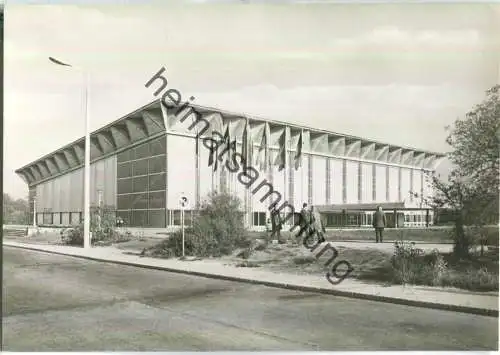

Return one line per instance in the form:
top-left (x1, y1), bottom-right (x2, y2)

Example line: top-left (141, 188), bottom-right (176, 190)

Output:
top-left (270, 206), bottom-right (285, 244)
top-left (373, 205), bottom-right (387, 243)
top-left (311, 206), bottom-right (326, 243)
top-left (296, 203), bottom-right (313, 241)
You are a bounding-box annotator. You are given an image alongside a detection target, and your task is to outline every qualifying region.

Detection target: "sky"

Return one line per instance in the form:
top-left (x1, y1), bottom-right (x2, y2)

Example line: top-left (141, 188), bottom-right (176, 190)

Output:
top-left (4, 1), bottom-right (500, 199)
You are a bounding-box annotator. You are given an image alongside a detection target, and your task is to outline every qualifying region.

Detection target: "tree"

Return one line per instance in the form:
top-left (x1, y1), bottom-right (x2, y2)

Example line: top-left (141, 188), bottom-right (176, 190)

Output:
top-left (417, 85), bottom-right (500, 257)
top-left (3, 193), bottom-right (29, 225)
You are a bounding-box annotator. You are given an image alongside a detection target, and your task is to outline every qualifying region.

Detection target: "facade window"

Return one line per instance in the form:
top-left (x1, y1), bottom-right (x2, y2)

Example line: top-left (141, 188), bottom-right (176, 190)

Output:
top-left (61, 212), bottom-right (70, 225)
top-left (130, 210), bottom-right (148, 227)
top-left (365, 213), bottom-right (373, 226)
top-left (173, 210), bottom-right (181, 225)
top-left (117, 178), bottom-right (133, 194)
top-left (117, 149), bottom-right (132, 163)
top-left (326, 213), bottom-right (344, 227)
top-left (133, 176), bottom-right (148, 193)
top-left (117, 195), bottom-right (132, 210)
top-left (149, 173), bottom-right (167, 191)
top-left (149, 156), bottom-right (166, 174)
top-left (117, 162), bottom-right (133, 178)
top-left (168, 209), bottom-right (193, 226)
top-left (132, 159), bottom-right (148, 176)
top-left (149, 136), bottom-right (166, 156)
top-left (149, 191), bottom-right (165, 209)
top-left (148, 210), bottom-right (166, 227)
top-left (133, 143), bottom-right (150, 160)
top-left (43, 210), bottom-right (53, 225)
top-left (53, 213), bottom-right (61, 225)
top-left (253, 212), bottom-right (266, 226)
top-left (70, 212), bottom-right (81, 225)
top-left (131, 193), bottom-right (148, 209)
top-left (184, 210), bottom-right (193, 226)
top-left (347, 214), bottom-right (359, 226)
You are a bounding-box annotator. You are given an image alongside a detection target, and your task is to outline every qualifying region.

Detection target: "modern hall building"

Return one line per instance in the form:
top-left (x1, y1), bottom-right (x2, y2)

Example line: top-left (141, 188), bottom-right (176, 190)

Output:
top-left (16, 99), bottom-right (445, 231)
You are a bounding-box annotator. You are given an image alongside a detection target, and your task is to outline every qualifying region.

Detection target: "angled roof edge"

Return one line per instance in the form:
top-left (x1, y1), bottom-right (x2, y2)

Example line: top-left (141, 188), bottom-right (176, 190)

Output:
top-left (15, 99), bottom-right (446, 178)
top-left (185, 101), bottom-right (446, 157)
top-left (15, 99), bottom-right (161, 174)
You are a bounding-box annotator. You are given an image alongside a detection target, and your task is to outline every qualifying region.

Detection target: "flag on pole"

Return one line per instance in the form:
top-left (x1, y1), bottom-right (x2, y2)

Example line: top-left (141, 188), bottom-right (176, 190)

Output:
top-left (275, 128), bottom-right (287, 171)
top-left (241, 118), bottom-right (249, 168)
top-left (258, 124), bottom-right (270, 171)
top-left (219, 124), bottom-right (237, 170)
top-left (208, 132), bottom-right (219, 172)
top-left (294, 130), bottom-right (303, 170)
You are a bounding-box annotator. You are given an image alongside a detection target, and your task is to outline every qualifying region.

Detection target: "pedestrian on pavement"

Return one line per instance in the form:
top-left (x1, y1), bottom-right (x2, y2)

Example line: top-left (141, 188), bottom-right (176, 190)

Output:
top-left (311, 206), bottom-right (326, 243)
top-left (296, 203), bottom-right (313, 242)
top-left (372, 205), bottom-right (387, 243)
top-left (270, 206), bottom-right (285, 244)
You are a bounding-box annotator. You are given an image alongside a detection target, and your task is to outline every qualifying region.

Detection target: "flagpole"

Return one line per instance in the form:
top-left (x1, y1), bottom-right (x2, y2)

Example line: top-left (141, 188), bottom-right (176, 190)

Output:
top-left (301, 130), bottom-right (304, 207)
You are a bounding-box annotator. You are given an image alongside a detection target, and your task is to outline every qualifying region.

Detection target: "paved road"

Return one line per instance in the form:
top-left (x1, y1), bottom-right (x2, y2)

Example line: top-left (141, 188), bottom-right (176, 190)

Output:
top-left (3, 247), bottom-right (498, 351)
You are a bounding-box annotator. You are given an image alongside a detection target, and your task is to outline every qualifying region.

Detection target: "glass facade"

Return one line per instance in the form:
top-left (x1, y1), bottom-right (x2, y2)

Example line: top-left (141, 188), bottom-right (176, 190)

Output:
top-left (253, 212), bottom-right (267, 226)
top-left (116, 135), bottom-right (167, 227)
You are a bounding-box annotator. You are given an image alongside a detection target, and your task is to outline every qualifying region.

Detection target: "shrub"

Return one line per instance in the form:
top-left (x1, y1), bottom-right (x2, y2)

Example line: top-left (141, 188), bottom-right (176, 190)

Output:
top-left (390, 241), bottom-right (498, 291)
top-left (391, 241), bottom-right (446, 286)
top-left (60, 206), bottom-right (132, 246)
top-left (60, 224), bottom-right (133, 246)
top-left (158, 191), bottom-right (249, 258)
top-left (443, 267), bottom-right (499, 292)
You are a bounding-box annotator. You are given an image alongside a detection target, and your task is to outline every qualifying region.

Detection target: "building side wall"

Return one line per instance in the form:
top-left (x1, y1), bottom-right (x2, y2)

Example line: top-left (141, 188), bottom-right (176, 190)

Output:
top-left (27, 115), bottom-right (437, 229)
top-left (361, 162), bottom-right (373, 203)
top-left (166, 134), bottom-right (196, 210)
top-left (329, 158), bottom-right (343, 204)
top-left (375, 165), bottom-right (387, 203)
top-left (388, 166), bottom-right (399, 202)
top-left (116, 135), bottom-right (167, 227)
top-left (311, 155), bottom-right (326, 205)
top-left (34, 155), bottom-right (116, 225)
top-left (345, 160), bottom-right (359, 204)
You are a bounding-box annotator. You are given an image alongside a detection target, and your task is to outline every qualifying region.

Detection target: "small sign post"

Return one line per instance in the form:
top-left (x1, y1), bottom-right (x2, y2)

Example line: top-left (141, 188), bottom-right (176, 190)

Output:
top-left (179, 194), bottom-right (189, 258)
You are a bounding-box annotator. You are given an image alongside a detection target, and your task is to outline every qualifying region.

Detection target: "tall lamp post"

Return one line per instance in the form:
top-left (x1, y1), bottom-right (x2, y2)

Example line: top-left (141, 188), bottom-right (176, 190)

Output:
top-left (49, 56), bottom-right (91, 249)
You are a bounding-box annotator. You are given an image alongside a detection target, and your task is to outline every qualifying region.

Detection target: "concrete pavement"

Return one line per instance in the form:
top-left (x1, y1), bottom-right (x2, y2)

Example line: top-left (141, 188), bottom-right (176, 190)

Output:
top-left (3, 247), bottom-right (498, 351)
top-left (4, 240), bottom-right (498, 317)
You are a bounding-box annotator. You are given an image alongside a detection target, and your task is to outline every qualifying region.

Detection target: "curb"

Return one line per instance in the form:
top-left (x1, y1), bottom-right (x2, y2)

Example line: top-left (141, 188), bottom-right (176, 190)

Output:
top-left (4, 243), bottom-right (498, 318)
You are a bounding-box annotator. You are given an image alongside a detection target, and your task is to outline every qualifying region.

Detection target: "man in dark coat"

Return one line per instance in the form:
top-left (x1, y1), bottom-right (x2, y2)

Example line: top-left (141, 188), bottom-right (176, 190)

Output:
top-left (372, 205), bottom-right (387, 243)
top-left (296, 203), bottom-right (313, 241)
top-left (270, 206), bottom-right (285, 244)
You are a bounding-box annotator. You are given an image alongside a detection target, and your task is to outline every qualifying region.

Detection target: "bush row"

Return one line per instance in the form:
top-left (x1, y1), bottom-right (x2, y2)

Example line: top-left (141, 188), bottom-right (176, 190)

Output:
top-left (390, 241), bottom-right (498, 291)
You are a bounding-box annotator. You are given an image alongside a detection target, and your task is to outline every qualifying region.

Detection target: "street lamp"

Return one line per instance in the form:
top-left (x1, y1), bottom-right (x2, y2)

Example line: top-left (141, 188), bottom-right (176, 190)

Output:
top-left (49, 56), bottom-right (91, 249)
